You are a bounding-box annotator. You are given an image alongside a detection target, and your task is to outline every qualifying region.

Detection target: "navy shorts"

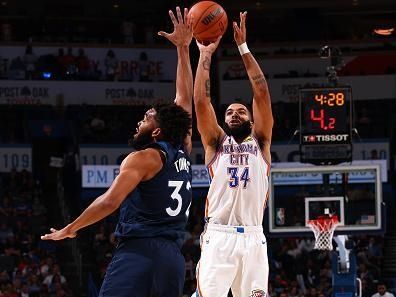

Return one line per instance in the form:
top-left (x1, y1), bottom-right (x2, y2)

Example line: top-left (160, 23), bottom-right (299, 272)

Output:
top-left (99, 237), bottom-right (185, 297)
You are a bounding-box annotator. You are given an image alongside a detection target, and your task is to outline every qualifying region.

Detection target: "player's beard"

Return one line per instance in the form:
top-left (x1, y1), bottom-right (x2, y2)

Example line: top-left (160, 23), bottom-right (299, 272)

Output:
top-left (223, 120), bottom-right (252, 139)
top-left (128, 130), bottom-right (153, 150)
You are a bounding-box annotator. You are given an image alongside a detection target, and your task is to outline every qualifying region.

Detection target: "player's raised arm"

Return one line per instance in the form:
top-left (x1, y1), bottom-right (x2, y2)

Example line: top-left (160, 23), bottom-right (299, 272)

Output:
top-left (194, 37), bottom-right (224, 153)
top-left (233, 12), bottom-right (273, 150)
top-left (41, 149), bottom-right (163, 241)
top-left (158, 7), bottom-right (193, 153)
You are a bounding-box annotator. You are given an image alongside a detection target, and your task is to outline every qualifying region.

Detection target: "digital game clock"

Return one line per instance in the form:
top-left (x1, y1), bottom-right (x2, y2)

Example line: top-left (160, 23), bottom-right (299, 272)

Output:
top-left (299, 87), bottom-right (353, 165)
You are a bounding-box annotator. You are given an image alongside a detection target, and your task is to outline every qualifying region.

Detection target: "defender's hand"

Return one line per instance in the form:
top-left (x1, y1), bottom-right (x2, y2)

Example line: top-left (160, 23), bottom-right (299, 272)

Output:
top-left (158, 7), bottom-right (193, 47)
top-left (233, 11), bottom-right (247, 46)
top-left (41, 226), bottom-right (76, 241)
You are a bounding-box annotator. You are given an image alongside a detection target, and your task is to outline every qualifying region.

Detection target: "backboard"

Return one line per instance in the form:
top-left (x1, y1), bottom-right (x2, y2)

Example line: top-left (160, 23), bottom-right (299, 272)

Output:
top-left (268, 162), bottom-right (385, 235)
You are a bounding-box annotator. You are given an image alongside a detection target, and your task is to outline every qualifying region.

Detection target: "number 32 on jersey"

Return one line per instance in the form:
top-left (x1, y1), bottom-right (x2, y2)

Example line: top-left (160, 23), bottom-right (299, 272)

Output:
top-left (166, 180), bottom-right (191, 217)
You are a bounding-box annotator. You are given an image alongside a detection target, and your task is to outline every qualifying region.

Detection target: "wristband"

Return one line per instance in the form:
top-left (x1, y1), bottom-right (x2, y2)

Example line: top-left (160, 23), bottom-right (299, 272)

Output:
top-left (238, 42), bottom-right (250, 55)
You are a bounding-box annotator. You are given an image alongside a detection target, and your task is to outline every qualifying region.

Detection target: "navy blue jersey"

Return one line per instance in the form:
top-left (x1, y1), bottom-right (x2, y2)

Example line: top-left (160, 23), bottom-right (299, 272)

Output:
top-left (114, 141), bottom-right (192, 246)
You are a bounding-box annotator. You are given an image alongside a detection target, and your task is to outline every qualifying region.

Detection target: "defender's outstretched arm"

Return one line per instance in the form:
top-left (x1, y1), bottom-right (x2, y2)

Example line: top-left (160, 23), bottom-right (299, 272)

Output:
top-left (158, 7), bottom-right (194, 153)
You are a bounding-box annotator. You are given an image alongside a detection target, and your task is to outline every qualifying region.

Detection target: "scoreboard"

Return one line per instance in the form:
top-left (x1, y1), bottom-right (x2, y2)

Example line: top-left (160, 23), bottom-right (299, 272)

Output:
top-left (299, 87), bottom-right (353, 165)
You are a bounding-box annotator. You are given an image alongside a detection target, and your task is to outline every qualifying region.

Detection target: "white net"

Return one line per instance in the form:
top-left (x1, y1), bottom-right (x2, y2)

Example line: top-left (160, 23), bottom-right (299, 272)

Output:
top-left (307, 216), bottom-right (339, 250)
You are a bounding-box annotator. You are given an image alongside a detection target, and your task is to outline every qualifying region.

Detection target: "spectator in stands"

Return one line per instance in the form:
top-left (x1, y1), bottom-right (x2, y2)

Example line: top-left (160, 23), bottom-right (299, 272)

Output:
top-left (93, 225), bottom-right (112, 264)
top-left (48, 274), bottom-right (62, 294)
top-left (0, 268), bottom-right (11, 284)
top-left (89, 111), bottom-right (106, 141)
top-left (358, 263), bottom-right (374, 285)
top-left (93, 225), bottom-right (107, 245)
top-left (23, 45), bottom-right (37, 80)
top-left (222, 63), bottom-right (247, 80)
top-left (302, 258), bottom-right (320, 289)
top-left (20, 170), bottom-right (33, 194)
top-left (14, 196), bottom-right (32, 217)
top-left (367, 237), bottom-right (383, 266)
top-left (182, 280), bottom-right (197, 297)
top-left (74, 23), bottom-right (87, 43)
top-left (306, 287), bottom-right (319, 297)
top-left (75, 48), bottom-right (90, 80)
top-left (0, 169), bottom-right (64, 297)
top-left (27, 274), bottom-right (41, 295)
top-left (106, 114), bottom-right (123, 142)
top-left (371, 283), bottom-right (395, 297)
top-left (1, 195), bottom-right (15, 216)
top-left (12, 277), bottom-right (22, 295)
top-left (181, 237), bottom-right (200, 264)
top-left (6, 169), bottom-right (19, 195)
top-left (184, 223), bottom-right (202, 246)
top-left (120, 18), bottom-right (136, 44)
top-left (56, 48), bottom-right (67, 79)
top-left (361, 279), bottom-right (372, 297)
top-left (35, 53), bottom-right (57, 80)
top-left (64, 48), bottom-right (77, 80)
top-left (3, 283), bottom-right (19, 297)
top-left (8, 56), bottom-right (25, 80)
top-left (184, 253), bottom-right (195, 281)
top-left (42, 264), bottom-right (66, 286)
top-left (104, 50), bottom-right (118, 81)
top-left (289, 285), bottom-right (300, 297)
top-left (370, 150), bottom-right (379, 160)
top-left (138, 51), bottom-right (151, 82)
top-left (0, 223), bottom-right (14, 243)
top-left (39, 283), bottom-right (50, 297)
top-left (39, 257), bottom-right (54, 278)
top-left (273, 273), bottom-right (288, 295)
top-left (4, 235), bottom-right (21, 258)
top-left (357, 107), bottom-right (372, 137)
top-left (0, 20), bottom-right (12, 41)
top-left (0, 54), bottom-right (7, 79)
top-left (0, 203), bottom-right (7, 216)
top-left (32, 197), bottom-right (47, 218)
top-left (20, 283), bottom-right (30, 297)
top-left (267, 283), bottom-right (275, 297)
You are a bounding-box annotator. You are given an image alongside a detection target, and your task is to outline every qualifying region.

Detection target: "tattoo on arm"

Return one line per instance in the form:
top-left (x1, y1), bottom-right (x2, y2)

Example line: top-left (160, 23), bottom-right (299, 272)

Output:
top-left (203, 56), bottom-right (211, 71)
top-left (252, 74), bottom-right (267, 86)
top-left (205, 79), bottom-right (210, 97)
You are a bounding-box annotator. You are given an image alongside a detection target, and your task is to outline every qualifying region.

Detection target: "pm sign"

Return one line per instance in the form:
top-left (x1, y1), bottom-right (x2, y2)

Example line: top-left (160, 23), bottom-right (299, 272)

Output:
top-left (82, 165), bottom-right (120, 188)
top-left (82, 164), bottom-right (210, 188)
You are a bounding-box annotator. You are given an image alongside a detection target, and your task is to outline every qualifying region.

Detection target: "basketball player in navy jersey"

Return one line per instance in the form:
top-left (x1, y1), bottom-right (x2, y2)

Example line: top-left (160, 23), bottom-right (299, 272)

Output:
top-left (41, 7), bottom-right (193, 297)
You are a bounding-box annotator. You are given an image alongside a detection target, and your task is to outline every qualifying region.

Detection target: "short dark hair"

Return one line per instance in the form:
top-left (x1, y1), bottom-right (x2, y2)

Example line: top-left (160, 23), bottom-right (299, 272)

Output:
top-left (153, 103), bottom-right (191, 146)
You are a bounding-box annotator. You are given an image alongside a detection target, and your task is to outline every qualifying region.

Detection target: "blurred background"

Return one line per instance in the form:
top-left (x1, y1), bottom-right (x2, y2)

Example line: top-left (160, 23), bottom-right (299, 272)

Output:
top-left (0, 0), bottom-right (396, 296)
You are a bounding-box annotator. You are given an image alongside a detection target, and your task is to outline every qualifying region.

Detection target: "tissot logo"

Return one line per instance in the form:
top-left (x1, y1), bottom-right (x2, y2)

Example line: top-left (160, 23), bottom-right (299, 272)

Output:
top-left (303, 134), bottom-right (349, 142)
top-left (249, 290), bottom-right (266, 297)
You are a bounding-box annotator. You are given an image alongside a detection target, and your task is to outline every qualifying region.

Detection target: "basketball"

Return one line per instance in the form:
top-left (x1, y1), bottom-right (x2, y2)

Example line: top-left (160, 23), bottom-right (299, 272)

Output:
top-left (188, 1), bottom-right (228, 43)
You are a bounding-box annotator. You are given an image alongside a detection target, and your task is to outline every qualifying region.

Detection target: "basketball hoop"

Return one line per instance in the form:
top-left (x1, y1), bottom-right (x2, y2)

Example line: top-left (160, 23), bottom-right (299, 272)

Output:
top-left (307, 215), bottom-right (339, 250)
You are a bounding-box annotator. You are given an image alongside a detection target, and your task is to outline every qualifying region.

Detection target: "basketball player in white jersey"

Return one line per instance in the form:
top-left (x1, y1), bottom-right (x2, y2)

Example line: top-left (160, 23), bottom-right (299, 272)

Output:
top-left (193, 12), bottom-right (273, 297)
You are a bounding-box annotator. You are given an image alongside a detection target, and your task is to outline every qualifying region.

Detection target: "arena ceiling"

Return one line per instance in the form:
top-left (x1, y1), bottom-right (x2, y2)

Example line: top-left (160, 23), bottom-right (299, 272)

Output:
top-left (1, 0), bottom-right (395, 40)
top-left (2, 0), bottom-right (396, 16)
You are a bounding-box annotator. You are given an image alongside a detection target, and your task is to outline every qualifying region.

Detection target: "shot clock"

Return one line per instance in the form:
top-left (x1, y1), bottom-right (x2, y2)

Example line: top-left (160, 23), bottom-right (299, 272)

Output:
top-left (299, 87), bottom-right (353, 165)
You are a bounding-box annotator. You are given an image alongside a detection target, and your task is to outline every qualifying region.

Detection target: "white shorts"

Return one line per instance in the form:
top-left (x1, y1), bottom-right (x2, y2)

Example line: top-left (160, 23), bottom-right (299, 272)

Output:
top-left (196, 223), bottom-right (269, 297)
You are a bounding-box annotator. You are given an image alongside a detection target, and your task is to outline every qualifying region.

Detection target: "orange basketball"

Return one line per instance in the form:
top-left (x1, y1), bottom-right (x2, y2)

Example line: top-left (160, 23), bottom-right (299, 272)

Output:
top-left (188, 1), bottom-right (228, 43)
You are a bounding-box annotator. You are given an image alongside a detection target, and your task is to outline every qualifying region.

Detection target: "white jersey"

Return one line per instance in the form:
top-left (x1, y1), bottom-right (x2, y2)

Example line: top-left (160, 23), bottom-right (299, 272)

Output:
top-left (206, 135), bottom-right (270, 226)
